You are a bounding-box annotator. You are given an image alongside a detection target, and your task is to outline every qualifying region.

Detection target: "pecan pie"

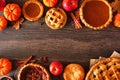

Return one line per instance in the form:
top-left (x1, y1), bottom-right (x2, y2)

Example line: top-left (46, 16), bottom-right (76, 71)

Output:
top-left (22, 0), bottom-right (44, 21)
top-left (80, 0), bottom-right (112, 30)
top-left (86, 58), bottom-right (120, 80)
top-left (17, 63), bottom-right (50, 80)
top-left (63, 64), bottom-right (85, 80)
top-left (45, 8), bottom-right (67, 30)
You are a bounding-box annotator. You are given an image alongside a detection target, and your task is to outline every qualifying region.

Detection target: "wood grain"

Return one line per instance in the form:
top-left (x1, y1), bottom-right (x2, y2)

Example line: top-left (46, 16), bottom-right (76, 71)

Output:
top-left (0, 0), bottom-right (120, 79)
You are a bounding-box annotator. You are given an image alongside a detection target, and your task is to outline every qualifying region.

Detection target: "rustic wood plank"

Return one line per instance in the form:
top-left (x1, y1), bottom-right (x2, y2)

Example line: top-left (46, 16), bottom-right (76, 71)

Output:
top-left (0, 0), bottom-right (120, 79)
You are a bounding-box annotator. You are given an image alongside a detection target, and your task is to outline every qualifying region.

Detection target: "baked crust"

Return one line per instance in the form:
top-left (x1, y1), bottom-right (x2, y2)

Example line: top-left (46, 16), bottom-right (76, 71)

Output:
top-left (86, 57), bottom-right (120, 80)
top-left (17, 63), bottom-right (50, 80)
top-left (63, 64), bottom-right (85, 80)
top-left (45, 8), bottom-right (67, 30)
top-left (80, 0), bottom-right (112, 30)
top-left (22, 0), bottom-right (44, 21)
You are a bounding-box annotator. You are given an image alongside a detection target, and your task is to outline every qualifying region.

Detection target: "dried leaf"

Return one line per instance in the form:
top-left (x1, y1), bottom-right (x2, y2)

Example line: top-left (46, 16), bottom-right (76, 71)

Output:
top-left (13, 18), bottom-right (24, 30)
top-left (13, 22), bottom-right (20, 30)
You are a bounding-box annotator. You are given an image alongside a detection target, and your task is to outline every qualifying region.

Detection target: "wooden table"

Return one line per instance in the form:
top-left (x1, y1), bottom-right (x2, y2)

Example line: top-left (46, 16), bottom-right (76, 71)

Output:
top-left (0, 0), bottom-right (120, 80)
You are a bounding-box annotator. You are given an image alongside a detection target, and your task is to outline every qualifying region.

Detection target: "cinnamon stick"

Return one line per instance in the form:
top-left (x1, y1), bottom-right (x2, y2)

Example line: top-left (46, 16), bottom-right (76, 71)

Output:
top-left (17, 59), bottom-right (36, 64)
top-left (70, 12), bottom-right (82, 29)
top-left (23, 55), bottom-right (32, 64)
top-left (75, 10), bottom-right (80, 21)
top-left (18, 55), bottom-right (33, 67)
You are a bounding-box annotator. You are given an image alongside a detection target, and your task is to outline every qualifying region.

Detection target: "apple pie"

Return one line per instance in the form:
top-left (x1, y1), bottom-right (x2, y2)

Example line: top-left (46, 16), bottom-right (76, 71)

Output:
top-left (86, 57), bottom-right (120, 80)
top-left (17, 63), bottom-right (50, 80)
top-left (63, 64), bottom-right (85, 80)
top-left (80, 0), bottom-right (112, 30)
top-left (45, 8), bottom-right (67, 30)
top-left (22, 0), bottom-right (44, 21)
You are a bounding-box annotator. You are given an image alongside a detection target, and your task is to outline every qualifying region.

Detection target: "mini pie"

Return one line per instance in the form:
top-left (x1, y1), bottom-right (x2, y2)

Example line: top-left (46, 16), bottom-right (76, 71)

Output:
top-left (17, 63), bottom-right (50, 80)
top-left (86, 57), bottom-right (120, 80)
top-left (80, 0), bottom-right (112, 30)
top-left (22, 0), bottom-right (44, 21)
top-left (63, 64), bottom-right (85, 80)
top-left (45, 8), bottom-right (67, 30)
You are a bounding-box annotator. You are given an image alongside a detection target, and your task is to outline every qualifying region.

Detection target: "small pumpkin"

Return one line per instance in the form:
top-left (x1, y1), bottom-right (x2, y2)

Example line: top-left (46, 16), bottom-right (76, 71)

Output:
top-left (3, 3), bottom-right (21, 21)
top-left (43, 0), bottom-right (58, 7)
top-left (114, 13), bottom-right (120, 27)
top-left (0, 16), bottom-right (7, 30)
top-left (0, 58), bottom-right (12, 75)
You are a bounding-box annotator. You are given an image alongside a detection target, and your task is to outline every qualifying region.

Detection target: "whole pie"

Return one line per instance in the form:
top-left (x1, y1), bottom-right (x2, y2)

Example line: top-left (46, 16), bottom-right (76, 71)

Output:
top-left (22, 0), bottom-right (44, 21)
top-left (80, 0), bottom-right (112, 30)
top-left (17, 63), bottom-right (50, 80)
top-left (45, 8), bottom-right (67, 30)
top-left (63, 64), bottom-right (85, 80)
top-left (86, 58), bottom-right (120, 80)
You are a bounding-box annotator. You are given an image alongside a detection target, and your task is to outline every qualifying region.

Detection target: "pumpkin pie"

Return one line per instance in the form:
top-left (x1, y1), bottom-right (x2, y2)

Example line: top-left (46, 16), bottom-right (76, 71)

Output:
top-left (17, 63), bottom-right (50, 80)
top-left (80, 0), bottom-right (112, 30)
top-left (22, 0), bottom-right (44, 21)
top-left (45, 8), bottom-right (67, 30)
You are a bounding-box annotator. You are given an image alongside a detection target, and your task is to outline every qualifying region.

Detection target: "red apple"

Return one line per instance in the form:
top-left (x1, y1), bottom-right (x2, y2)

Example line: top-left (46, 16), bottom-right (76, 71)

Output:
top-left (49, 61), bottom-right (63, 76)
top-left (0, 0), bottom-right (6, 11)
top-left (62, 0), bottom-right (78, 12)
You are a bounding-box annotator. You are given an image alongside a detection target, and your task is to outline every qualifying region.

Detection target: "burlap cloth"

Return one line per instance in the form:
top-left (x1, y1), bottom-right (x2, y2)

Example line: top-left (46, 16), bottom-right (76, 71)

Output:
top-left (90, 51), bottom-right (120, 67)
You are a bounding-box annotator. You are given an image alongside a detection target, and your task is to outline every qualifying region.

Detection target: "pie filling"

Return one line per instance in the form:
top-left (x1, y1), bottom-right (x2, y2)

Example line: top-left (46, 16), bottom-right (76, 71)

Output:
top-left (20, 66), bottom-right (47, 80)
top-left (83, 1), bottom-right (109, 27)
top-left (25, 3), bottom-right (40, 18)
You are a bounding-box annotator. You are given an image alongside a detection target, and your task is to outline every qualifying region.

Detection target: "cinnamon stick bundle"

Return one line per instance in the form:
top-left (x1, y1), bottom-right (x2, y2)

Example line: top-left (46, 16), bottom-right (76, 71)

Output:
top-left (15, 55), bottom-right (35, 67)
top-left (70, 12), bottom-right (82, 29)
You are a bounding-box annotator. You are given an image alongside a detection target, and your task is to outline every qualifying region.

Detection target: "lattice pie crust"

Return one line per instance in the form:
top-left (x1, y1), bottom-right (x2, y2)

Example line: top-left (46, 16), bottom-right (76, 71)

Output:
top-left (86, 58), bottom-right (120, 80)
top-left (45, 8), bottom-right (67, 30)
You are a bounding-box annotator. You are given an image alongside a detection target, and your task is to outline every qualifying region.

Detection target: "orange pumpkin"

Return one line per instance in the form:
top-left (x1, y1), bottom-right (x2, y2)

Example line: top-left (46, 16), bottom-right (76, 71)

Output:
top-left (114, 13), bottom-right (120, 27)
top-left (3, 3), bottom-right (21, 21)
top-left (0, 58), bottom-right (12, 75)
top-left (0, 16), bottom-right (7, 30)
top-left (43, 0), bottom-right (58, 7)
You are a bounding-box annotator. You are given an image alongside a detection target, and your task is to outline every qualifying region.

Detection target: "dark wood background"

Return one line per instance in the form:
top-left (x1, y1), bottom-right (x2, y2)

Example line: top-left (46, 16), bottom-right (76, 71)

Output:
top-left (0, 0), bottom-right (120, 80)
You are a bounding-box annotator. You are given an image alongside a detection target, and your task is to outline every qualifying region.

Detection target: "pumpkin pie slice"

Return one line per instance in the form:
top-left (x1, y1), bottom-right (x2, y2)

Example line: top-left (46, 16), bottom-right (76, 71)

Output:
top-left (17, 63), bottom-right (50, 80)
top-left (22, 0), bottom-right (44, 21)
top-left (80, 0), bottom-right (112, 30)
